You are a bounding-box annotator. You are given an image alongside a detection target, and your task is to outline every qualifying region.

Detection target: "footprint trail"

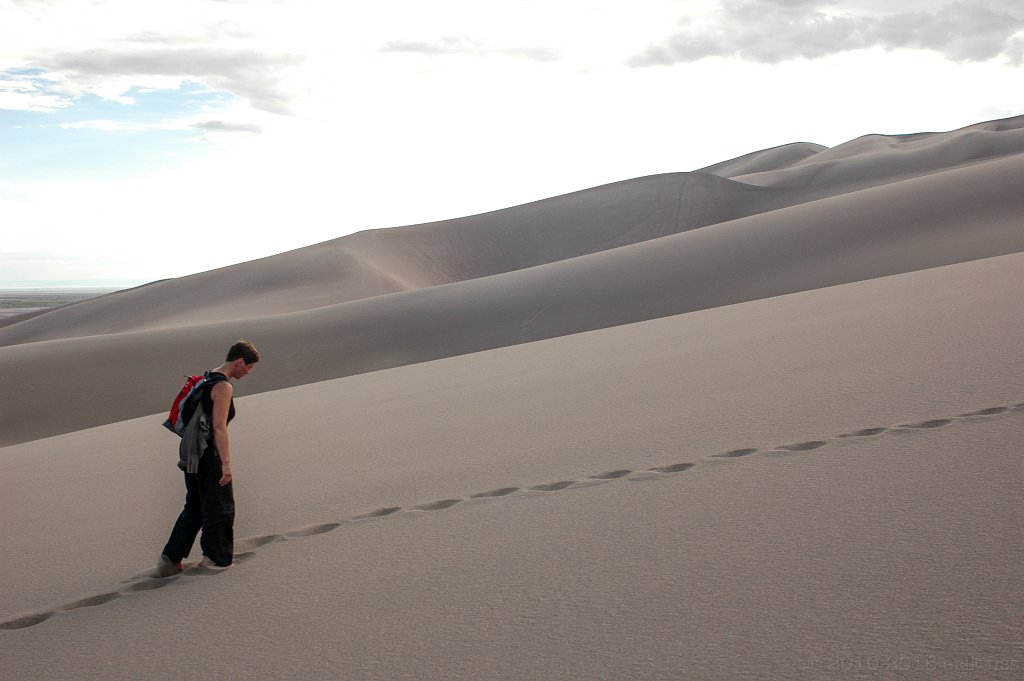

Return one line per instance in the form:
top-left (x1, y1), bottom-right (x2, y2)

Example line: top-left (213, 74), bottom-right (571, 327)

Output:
top-left (4, 399), bottom-right (1019, 631)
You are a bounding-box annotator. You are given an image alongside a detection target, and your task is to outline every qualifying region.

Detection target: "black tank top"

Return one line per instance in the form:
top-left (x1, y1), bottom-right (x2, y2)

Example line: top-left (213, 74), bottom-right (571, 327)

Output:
top-left (200, 372), bottom-right (235, 425)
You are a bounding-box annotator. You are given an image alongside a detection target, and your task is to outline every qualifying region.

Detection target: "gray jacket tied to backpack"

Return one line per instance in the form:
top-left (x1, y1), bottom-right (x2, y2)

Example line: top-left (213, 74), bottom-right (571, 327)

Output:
top-left (179, 406), bottom-right (211, 474)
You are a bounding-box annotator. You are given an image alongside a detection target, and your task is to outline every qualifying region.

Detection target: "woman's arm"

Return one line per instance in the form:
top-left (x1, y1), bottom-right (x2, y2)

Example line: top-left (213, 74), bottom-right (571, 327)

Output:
top-left (210, 380), bottom-right (234, 486)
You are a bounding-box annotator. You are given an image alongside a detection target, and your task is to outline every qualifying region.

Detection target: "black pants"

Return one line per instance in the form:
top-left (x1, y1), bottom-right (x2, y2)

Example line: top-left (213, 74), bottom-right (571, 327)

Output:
top-left (162, 449), bottom-right (234, 567)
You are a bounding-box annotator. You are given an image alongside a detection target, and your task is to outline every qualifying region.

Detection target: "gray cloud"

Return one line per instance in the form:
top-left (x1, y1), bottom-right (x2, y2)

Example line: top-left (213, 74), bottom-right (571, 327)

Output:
top-left (191, 119), bottom-right (262, 134)
top-left (381, 36), bottom-right (559, 62)
top-left (757, 0), bottom-right (838, 7)
top-left (38, 47), bottom-right (304, 114)
top-left (629, 0), bottom-right (1024, 66)
top-left (1008, 36), bottom-right (1024, 65)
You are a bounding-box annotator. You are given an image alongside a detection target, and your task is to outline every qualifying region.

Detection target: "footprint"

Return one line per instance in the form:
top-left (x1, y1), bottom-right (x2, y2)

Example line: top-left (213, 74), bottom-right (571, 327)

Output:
top-left (530, 481), bottom-right (576, 492)
top-left (127, 577), bottom-right (179, 592)
top-left (124, 568), bottom-right (159, 582)
top-left (233, 552), bottom-right (256, 563)
top-left (958, 407), bottom-right (1008, 417)
top-left (1012, 403), bottom-right (1024, 411)
top-left (712, 448), bottom-right (758, 458)
top-left (627, 471), bottom-right (665, 482)
top-left (124, 558), bottom-right (202, 582)
top-left (353, 507), bottom-right (402, 520)
top-left (58, 593), bottom-right (121, 611)
top-left (588, 470), bottom-right (633, 480)
top-left (899, 419), bottom-right (952, 429)
top-left (776, 441), bottom-right (828, 452)
top-left (235, 534), bottom-right (282, 552)
top-left (285, 523), bottom-right (341, 538)
top-left (0, 612), bottom-right (53, 630)
top-left (471, 487), bottom-right (520, 498)
top-left (413, 499), bottom-right (462, 511)
top-left (838, 428), bottom-right (888, 438)
top-left (649, 463), bottom-right (695, 473)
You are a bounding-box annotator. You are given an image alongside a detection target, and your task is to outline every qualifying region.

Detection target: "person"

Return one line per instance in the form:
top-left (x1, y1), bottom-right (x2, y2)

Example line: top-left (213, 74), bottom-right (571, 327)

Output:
top-left (156, 339), bottom-right (260, 575)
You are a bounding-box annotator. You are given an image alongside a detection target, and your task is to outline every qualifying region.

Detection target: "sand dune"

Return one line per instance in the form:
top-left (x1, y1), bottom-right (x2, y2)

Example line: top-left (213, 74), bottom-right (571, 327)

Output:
top-left (2, 138), bottom-right (1024, 446)
top-left (0, 173), bottom-right (790, 344)
top-left (2, 249), bottom-right (1022, 679)
top-left (5, 115), bottom-right (1022, 352)
top-left (730, 114), bottom-right (1024, 193)
top-left (2, 113), bottom-right (1023, 679)
top-left (696, 141), bottom-right (827, 178)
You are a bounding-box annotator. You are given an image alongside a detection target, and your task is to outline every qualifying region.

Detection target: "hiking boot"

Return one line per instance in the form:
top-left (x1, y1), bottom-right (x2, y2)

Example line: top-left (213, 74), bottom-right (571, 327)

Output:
top-left (155, 554), bottom-right (183, 577)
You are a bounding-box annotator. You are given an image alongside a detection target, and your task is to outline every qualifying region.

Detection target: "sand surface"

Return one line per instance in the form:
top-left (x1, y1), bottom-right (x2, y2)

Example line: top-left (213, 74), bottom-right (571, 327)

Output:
top-left (2, 115), bottom-right (1022, 679)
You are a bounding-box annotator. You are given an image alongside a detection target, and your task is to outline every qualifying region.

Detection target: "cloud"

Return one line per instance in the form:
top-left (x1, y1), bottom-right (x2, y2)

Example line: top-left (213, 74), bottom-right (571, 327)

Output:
top-left (381, 36), bottom-right (559, 62)
top-left (0, 69), bottom-right (71, 112)
top-left (56, 115), bottom-right (262, 135)
top-left (191, 119), bottom-right (262, 134)
top-left (1007, 36), bottom-right (1024, 65)
top-left (628, 0), bottom-right (1024, 66)
top-left (121, 22), bottom-right (256, 44)
top-left (37, 47), bottom-right (304, 114)
top-left (59, 119), bottom-right (147, 131)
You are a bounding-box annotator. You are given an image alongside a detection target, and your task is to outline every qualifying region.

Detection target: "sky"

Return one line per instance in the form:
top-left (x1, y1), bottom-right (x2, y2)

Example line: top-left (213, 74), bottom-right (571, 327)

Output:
top-left (1, 0), bottom-right (1022, 287)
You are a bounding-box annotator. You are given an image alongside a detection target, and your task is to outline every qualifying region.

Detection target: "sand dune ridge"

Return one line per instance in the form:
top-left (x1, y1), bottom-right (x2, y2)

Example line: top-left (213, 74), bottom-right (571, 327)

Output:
top-left (1, 114), bottom-right (1022, 450)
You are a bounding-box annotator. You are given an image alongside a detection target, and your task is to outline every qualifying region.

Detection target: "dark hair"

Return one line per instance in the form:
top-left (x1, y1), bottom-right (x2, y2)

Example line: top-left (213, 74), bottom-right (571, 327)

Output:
top-left (226, 339), bottom-right (260, 364)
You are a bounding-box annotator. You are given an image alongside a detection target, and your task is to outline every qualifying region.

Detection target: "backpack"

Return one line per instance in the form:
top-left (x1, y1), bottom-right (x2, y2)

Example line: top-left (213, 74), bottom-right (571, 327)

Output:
top-left (162, 372), bottom-right (226, 437)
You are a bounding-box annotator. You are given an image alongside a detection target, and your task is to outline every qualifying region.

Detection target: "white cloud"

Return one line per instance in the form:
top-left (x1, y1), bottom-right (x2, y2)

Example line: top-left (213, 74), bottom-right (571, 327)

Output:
top-left (381, 36), bottom-right (560, 61)
top-left (0, 70), bottom-right (71, 111)
top-left (39, 47), bottom-right (305, 114)
top-left (55, 111), bottom-right (263, 136)
top-left (2, 0), bottom-right (308, 114)
top-left (59, 119), bottom-right (146, 131)
top-left (0, 89), bottom-right (66, 112)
